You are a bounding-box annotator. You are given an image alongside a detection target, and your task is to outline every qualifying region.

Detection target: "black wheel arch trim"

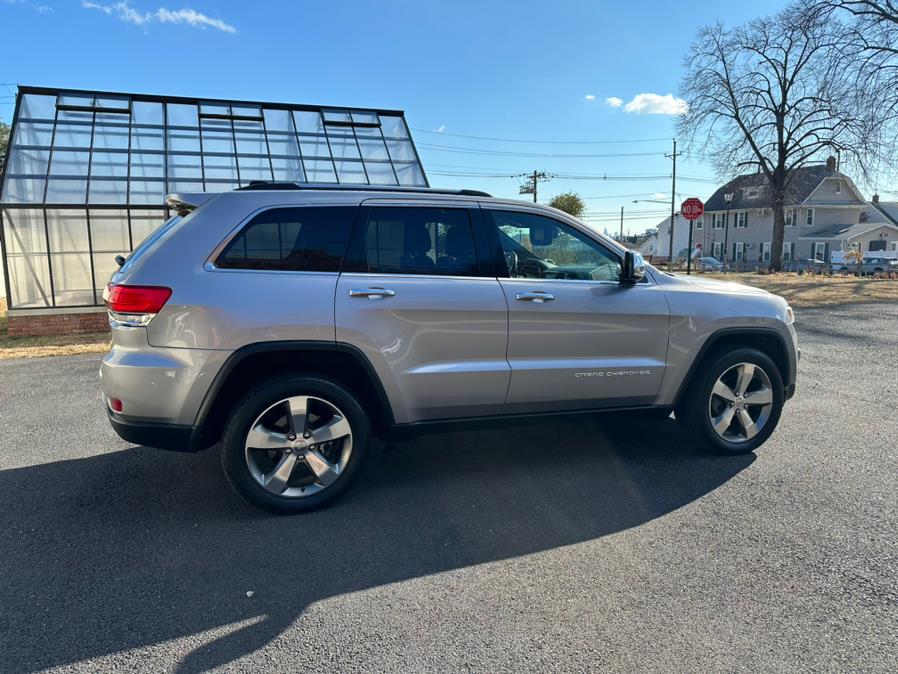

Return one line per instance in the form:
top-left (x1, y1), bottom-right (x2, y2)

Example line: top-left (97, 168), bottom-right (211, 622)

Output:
top-left (673, 327), bottom-right (795, 406)
top-left (190, 340), bottom-right (395, 450)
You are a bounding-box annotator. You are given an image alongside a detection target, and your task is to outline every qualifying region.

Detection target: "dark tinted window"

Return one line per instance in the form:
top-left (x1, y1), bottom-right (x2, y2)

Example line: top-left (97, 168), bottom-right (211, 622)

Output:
top-left (216, 206), bottom-right (355, 271)
top-left (363, 207), bottom-right (478, 276)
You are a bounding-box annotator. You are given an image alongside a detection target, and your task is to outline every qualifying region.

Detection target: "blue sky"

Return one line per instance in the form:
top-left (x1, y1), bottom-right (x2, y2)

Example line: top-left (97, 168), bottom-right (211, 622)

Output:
top-left (3, 0), bottom-right (807, 233)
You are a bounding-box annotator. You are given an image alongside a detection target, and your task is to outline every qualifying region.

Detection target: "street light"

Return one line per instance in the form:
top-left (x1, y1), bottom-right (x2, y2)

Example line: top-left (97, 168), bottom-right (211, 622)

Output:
top-left (723, 192), bottom-right (734, 273)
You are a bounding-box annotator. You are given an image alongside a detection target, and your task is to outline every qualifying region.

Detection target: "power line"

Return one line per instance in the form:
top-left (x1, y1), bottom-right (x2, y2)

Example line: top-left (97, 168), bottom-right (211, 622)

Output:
top-left (418, 143), bottom-right (664, 159)
top-left (412, 128), bottom-right (671, 145)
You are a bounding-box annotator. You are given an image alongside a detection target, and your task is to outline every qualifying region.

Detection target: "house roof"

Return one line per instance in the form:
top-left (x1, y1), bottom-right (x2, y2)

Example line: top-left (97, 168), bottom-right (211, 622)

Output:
top-left (871, 201), bottom-right (898, 226)
top-left (799, 221), bottom-right (898, 240)
top-left (704, 164), bottom-right (845, 211)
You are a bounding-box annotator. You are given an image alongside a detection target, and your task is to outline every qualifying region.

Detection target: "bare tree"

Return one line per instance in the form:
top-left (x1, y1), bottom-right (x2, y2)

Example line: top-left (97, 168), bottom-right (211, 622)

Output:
top-left (678, 3), bottom-right (896, 271)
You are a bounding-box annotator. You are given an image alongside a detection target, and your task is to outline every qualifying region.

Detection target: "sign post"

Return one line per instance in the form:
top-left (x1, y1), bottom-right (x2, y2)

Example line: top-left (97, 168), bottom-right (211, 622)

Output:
top-left (680, 197), bottom-right (705, 275)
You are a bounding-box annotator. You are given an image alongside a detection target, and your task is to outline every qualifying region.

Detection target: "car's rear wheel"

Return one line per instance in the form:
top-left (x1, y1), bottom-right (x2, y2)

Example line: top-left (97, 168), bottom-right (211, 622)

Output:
top-left (677, 348), bottom-right (784, 455)
top-left (221, 375), bottom-right (370, 513)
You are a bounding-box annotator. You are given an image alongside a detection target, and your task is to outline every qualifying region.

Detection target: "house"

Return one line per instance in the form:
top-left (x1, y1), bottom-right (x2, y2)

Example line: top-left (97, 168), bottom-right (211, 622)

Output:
top-left (688, 157), bottom-right (895, 269)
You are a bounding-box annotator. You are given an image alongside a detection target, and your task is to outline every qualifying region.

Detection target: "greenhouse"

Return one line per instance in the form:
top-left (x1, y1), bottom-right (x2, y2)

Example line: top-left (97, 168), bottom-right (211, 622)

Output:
top-left (0, 85), bottom-right (428, 311)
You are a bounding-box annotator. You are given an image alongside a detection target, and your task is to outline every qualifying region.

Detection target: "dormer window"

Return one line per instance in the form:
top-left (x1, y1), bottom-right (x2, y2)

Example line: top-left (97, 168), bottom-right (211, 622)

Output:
top-left (747, 187), bottom-right (759, 198)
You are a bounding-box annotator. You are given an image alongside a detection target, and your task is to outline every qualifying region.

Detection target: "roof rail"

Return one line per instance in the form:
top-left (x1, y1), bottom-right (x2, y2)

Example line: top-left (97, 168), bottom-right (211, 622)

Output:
top-left (235, 182), bottom-right (492, 198)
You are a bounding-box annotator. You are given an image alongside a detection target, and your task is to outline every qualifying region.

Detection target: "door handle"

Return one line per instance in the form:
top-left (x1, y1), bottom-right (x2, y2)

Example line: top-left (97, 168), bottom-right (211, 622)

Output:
top-left (515, 291), bottom-right (555, 303)
top-left (349, 288), bottom-right (396, 299)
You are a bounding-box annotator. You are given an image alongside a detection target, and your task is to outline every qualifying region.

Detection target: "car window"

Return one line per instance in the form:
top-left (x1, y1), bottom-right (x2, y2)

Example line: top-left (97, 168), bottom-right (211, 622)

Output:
top-left (488, 210), bottom-right (621, 282)
top-left (216, 206), bottom-right (355, 272)
top-left (362, 206), bottom-right (479, 276)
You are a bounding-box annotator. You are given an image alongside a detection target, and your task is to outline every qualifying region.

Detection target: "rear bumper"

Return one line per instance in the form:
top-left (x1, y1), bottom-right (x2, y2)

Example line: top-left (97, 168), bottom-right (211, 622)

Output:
top-left (107, 409), bottom-right (197, 451)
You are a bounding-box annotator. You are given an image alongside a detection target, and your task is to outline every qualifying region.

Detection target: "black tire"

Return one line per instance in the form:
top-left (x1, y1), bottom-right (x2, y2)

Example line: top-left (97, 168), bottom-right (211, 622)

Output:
top-left (221, 375), bottom-right (371, 514)
top-left (676, 347), bottom-right (784, 455)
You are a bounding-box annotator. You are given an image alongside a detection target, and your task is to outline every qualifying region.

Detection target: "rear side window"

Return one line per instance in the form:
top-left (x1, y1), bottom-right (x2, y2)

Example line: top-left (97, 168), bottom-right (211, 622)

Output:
top-left (216, 206), bottom-right (355, 272)
top-left (361, 207), bottom-right (478, 276)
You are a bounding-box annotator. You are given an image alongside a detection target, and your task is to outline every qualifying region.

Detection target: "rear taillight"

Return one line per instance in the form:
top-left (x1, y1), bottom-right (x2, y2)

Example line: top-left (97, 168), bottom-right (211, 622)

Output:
top-left (104, 284), bottom-right (172, 327)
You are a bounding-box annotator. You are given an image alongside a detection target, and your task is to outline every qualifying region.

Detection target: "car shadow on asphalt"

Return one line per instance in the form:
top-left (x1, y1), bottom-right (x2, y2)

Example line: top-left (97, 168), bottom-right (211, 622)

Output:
top-left (0, 415), bottom-right (753, 673)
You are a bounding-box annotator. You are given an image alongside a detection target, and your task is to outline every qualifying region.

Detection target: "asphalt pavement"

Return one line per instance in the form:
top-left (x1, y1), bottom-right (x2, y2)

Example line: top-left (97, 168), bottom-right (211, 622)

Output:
top-left (0, 303), bottom-right (896, 673)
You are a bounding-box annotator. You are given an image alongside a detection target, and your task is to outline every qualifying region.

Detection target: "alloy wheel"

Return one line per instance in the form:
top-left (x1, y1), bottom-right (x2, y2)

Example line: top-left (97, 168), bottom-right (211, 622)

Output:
top-left (707, 362), bottom-right (774, 443)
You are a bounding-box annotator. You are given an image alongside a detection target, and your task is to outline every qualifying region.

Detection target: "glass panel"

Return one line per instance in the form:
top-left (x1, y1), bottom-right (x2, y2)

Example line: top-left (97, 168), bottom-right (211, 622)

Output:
top-left (58, 94), bottom-right (94, 107)
top-left (351, 111), bottom-right (379, 125)
top-left (166, 179), bottom-right (204, 194)
top-left (131, 126), bottom-right (164, 151)
top-left (357, 137), bottom-right (390, 161)
top-left (92, 124), bottom-right (130, 150)
top-left (302, 160), bottom-right (337, 183)
top-left (385, 140), bottom-right (416, 162)
top-left (1, 178), bottom-right (46, 203)
top-left (88, 179), bottom-right (128, 204)
top-left (394, 162), bottom-right (426, 187)
top-left (132, 101), bottom-right (164, 125)
top-left (353, 125), bottom-right (382, 138)
top-left (201, 119), bottom-right (235, 153)
top-left (96, 96), bottom-right (129, 110)
top-left (294, 111), bottom-right (325, 134)
top-left (130, 152), bottom-right (164, 178)
top-left (202, 154), bottom-right (238, 180)
top-left (203, 181), bottom-right (239, 193)
top-left (19, 94), bottom-right (56, 120)
top-left (7, 254), bottom-right (52, 307)
top-left (53, 123), bottom-right (92, 148)
top-left (57, 110), bottom-right (94, 123)
top-left (166, 103), bottom-right (198, 126)
top-left (270, 156), bottom-right (304, 182)
top-left (200, 102), bottom-right (230, 116)
top-left (334, 160), bottom-right (367, 184)
top-left (89, 209), bottom-right (130, 251)
top-left (263, 109), bottom-right (293, 132)
top-left (2, 208), bottom-right (47, 254)
top-left (6, 147), bottom-right (51, 175)
top-left (49, 151), bottom-right (90, 177)
top-left (299, 136), bottom-right (331, 158)
top-left (327, 135), bottom-right (361, 160)
top-left (95, 112), bottom-right (129, 125)
top-left (93, 252), bottom-right (123, 293)
top-left (232, 105), bottom-right (261, 118)
top-left (364, 162), bottom-right (398, 185)
top-left (90, 151), bottom-right (128, 177)
top-left (322, 110), bottom-right (351, 124)
top-left (51, 253), bottom-right (95, 306)
top-left (46, 209), bottom-right (89, 252)
top-left (235, 122), bottom-right (267, 154)
top-left (167, 154), bottom-right (202, 179)
top-left (266, 132), bottom-right (301, 157)
top-left (12, 122), bottom-right (54, 146)
top-left (46, 178), bottom-right (88, 203)
top-left (237, 155), bottom-right (273, 181)
top-left (379, 115), bottom-right (409, 139)
top-left (129, 180), bottom-right (166, 205)
top-left (129, 209), bottom-right (167, 246)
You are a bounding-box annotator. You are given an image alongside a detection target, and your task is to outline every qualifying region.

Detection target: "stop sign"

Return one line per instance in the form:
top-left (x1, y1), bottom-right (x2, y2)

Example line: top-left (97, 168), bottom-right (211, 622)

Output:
top-left (681, 197), bottom-right (704, 221)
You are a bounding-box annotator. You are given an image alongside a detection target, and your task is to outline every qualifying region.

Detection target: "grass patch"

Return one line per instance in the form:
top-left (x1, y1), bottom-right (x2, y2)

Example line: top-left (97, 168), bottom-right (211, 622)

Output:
top-left (697, 272), bottom-right (898, 308)
top-left (0, 298), bottom-right (110, 360)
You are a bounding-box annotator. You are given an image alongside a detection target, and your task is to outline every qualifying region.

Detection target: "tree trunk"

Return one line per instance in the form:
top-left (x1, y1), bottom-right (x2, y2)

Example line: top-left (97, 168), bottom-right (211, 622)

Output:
top-left (769, 192), bottom-right (786, 272)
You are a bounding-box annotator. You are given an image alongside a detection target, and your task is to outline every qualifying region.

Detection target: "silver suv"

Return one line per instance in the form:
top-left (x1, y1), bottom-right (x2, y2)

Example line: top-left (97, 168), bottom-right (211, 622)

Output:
top-left (100, 184), bottom-right (799, 513)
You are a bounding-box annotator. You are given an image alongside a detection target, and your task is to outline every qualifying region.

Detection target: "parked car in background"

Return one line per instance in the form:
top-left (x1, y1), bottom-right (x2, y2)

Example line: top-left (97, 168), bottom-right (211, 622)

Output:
top-left (696, 256), bottom-right (723, 272)
top-left (833, 257), bottom-right (898, 276)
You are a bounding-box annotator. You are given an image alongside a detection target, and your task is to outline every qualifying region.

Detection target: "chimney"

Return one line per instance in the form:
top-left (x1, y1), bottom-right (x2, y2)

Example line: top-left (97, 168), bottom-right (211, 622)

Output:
top-left (826, 156), bottom-right (837, 171)
top-left (873, 193), bottom-right (880, 203)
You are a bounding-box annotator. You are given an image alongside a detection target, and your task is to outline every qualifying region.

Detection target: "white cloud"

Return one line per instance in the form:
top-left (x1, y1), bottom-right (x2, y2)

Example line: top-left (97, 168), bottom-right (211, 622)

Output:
top-left (82, 2), bottom-right (236, 33)
top-left (605, 96), bottom-right (623, 108)
top-left (623, 93), bottom-right (687, 115)
top-left (434, 124), bottom-right (445, 133)
top-left (584, 94), bottom-right (596, 102)
top-left (652, 192), bottom-right (668, 200)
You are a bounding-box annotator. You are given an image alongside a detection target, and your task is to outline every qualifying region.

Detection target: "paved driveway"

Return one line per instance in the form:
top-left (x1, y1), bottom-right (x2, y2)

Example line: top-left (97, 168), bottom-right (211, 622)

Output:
top-left (1, 304), bottom-right (896, 672)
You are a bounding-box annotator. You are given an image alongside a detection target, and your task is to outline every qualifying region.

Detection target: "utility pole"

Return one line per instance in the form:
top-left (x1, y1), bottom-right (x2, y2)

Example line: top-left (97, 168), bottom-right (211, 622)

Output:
top-left (518, 171), bottom-right (549, 203)
top-left (665, 139), bottom-right (680, 272)
top-left (619, 206), bottom-right (624, 241)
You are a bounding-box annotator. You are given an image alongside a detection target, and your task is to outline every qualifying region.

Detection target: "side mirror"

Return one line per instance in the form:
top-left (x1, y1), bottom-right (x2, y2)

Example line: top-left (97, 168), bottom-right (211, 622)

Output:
top-left (621, 251), bottom-right (646, 284)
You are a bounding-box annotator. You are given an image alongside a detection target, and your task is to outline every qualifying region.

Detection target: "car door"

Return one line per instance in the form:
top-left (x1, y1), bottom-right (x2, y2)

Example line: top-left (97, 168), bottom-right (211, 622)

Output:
top-left (335, 201), bottom-right (509, 424)
top-left (483, 206), bottom-right (670, 413)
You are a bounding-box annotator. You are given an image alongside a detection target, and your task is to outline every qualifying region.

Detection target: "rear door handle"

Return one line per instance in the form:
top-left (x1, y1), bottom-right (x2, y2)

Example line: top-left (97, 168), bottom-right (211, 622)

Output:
top-left (349, 288), bottom-right (396, 299)
top-left (515, 291), bottom-right (555, 303)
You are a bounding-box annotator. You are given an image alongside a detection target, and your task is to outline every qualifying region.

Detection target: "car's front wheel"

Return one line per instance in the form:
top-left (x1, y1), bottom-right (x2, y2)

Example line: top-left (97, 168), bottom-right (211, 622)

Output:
top-left (677, 348), bottom-right (784, 455)
top-left (221, 375), bottom-right (370, 513)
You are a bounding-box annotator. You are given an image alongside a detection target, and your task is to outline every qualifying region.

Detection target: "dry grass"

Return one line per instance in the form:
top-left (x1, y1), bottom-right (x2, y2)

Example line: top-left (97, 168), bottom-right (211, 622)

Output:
top-left (0, 298), bottom-right (110, 360)
top-left (698, 272), bottom-right (898, 308)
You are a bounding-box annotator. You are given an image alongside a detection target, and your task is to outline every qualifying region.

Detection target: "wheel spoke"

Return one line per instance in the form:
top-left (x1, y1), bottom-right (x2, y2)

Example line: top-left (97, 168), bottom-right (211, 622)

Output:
top-left (310, 416), bottom-right (352, 444)
top-left (712, 406), bottom-right (736, 435)
top-left (735, 411), bottom-right (760, 439)
top-left (262, 452), bottom-right (297, 494)
top-left (303, 449), bottom-right (339, 486)
top-left (246, 425), bottom-right (290, 451)
top-left (286, 396), bottom-right (309, 436)
top-left (735, 363), bottom-right (756, 396)
top-left (743, 387), bottom-right (773, 405)
top-left (712, 379), bottom-right (737, 402)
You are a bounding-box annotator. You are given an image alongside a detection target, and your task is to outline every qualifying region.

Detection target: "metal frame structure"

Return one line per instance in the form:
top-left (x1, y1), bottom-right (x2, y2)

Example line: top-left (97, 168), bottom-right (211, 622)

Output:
top-left (0, 85), bottom-right (428, 310)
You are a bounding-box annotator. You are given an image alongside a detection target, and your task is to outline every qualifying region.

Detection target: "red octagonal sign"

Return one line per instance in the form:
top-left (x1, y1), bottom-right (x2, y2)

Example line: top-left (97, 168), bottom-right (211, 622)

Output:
top-left (681, 197), bottom-right (704, 221)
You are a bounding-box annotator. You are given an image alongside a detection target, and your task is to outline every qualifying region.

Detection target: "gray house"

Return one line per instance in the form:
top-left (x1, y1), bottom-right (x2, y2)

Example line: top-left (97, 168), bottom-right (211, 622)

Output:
top-left (680, 158), bottom-right (896, 269)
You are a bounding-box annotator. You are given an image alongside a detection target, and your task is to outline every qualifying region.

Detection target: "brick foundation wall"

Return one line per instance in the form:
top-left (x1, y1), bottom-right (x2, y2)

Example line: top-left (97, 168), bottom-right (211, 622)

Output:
top-left (7, 311), bottom-right (110, 337)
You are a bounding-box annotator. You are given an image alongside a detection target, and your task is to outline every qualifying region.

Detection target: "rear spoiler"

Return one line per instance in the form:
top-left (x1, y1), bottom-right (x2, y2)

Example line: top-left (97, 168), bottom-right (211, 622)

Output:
top-left (166, 192), bottom-right (216, 216)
